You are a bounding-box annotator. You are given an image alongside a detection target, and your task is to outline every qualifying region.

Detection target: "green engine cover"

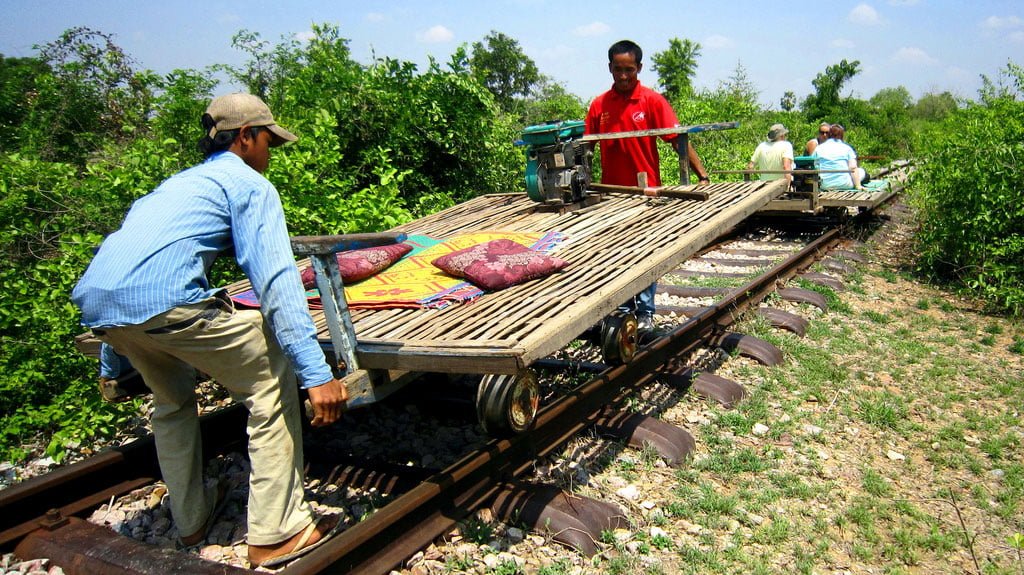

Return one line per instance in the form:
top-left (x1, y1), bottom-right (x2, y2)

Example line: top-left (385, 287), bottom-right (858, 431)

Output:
top-left (520, 120), bottom-right (586, 146)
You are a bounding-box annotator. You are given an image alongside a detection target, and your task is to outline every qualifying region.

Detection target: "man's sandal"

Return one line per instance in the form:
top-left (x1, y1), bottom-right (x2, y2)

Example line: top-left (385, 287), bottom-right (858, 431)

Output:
top-left (249, 513), bottom-right (343, 568)
top-left (177, 479), bottom-right (232, 548)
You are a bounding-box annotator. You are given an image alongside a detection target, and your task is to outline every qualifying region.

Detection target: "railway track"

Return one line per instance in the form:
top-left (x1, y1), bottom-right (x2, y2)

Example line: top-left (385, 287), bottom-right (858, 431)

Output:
top-left (0, 188), bottom-right (900, 574)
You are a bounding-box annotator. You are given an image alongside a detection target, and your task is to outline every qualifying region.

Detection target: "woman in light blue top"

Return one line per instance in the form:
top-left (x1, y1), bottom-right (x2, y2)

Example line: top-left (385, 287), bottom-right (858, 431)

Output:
top-left (812, 124), bottom-right (866, 190)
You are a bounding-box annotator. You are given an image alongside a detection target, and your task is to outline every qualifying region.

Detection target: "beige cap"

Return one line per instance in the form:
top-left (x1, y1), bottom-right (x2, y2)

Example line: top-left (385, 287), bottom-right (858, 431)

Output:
top-left (204, 93), bottom-right (297, 146)
top-left (767, 123), bottom-right (789, 140)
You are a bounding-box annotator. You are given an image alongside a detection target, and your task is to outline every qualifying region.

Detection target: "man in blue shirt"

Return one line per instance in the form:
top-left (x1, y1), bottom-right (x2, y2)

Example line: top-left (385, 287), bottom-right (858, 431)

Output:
top-left (73, 93), bottom-right (344, 567)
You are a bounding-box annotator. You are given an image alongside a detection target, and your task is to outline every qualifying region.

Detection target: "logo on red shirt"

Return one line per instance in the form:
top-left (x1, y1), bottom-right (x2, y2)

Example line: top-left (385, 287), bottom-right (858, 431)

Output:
top-left (632, 111), bottom-right (646, 123)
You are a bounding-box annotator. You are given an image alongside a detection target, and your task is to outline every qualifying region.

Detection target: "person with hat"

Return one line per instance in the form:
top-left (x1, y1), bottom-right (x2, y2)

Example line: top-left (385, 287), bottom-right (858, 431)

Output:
top-left (72, 93), bottom-right (347, 568)
top-left (747, 123), bottom-right (795, 185)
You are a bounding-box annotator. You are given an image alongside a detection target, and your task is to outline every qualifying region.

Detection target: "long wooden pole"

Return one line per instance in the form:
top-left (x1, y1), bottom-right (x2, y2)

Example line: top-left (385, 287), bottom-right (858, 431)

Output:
top-left (589, 183), bottom-right (709, 201)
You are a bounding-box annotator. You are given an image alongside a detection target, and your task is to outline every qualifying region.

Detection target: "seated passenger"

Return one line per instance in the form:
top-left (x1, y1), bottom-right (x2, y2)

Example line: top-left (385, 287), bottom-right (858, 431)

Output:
top-left (747, 123), bottom-right (794, 185)
top-left (805, 122), bottom-right (830, 156)
top-left (812, 124), bottom-right (866, 190)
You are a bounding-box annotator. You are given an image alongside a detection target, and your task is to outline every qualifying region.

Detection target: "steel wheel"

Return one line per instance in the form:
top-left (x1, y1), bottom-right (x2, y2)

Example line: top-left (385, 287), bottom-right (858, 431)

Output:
top-left (600, 311), bottom-right (639, 365)
top-left (476, 369), bottom-right (540, 435)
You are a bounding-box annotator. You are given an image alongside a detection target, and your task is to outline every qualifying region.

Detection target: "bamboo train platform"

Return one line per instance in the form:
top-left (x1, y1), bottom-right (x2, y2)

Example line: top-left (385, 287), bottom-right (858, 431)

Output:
top-left (226, 180), bottom-right (787, 376)
top-left (731, 160), bottom-right (909, 215)
top-left (818, 186), bottom-right (898, 208)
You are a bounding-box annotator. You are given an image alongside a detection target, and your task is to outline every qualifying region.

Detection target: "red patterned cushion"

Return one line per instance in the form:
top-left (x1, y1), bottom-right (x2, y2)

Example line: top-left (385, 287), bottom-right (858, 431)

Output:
top-left (431, 239), bottom-right (568, 291)
top-left (300, 243), bottom-right (413, 287)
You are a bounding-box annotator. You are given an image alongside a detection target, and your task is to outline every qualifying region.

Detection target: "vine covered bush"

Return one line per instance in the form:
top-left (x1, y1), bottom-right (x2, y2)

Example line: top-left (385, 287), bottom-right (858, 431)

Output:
top-left (910, 63), bottom-right (1024, 315)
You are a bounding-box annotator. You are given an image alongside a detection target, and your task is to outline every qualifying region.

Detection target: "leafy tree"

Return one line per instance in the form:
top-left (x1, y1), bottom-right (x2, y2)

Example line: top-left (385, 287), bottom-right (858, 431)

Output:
top-left (867, 86), bottom-right (913, 157)
top-left (780, 91), bottom-right (797, 112)
top-left (978, 60), bottom-right (1024, 102)
top-left (215, 29), bottom-right (307, 108)
top-left (469, 31), bottom-right (540, 113)
top-left (720, 61), bottom-right (759, 106)
top-left (25, 27), bottom-right (155, 164)
top-left (911, 91), bottom-right (958, 122)
top-left (518, 76), bottom-right (587, 126)
top-left (0, 55), bottom-right (48, 152)
top-left (802, 59), bottom-right (861, 122)
top-left (651, 38), bottom-right (702, 100)
top-left (149, 69), bottom-right (218, 162)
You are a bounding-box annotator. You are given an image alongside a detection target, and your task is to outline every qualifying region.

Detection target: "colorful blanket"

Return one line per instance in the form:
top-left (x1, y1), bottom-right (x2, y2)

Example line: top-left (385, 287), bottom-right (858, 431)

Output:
top-left (231, 230), bottom-right (567, 311)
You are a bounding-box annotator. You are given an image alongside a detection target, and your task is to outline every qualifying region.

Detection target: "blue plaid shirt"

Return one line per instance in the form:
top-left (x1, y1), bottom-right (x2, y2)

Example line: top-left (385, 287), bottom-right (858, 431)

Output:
top-left (72, 151), bottom-right (333, 388)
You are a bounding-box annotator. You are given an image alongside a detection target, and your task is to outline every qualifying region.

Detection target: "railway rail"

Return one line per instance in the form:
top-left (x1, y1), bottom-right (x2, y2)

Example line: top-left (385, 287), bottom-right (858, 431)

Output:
top-left (0, 173), bottom-right (903, 574)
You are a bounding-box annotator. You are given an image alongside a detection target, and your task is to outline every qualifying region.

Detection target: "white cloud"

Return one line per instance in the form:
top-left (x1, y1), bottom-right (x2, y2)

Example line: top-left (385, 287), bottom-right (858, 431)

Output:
top-left (981, 15), bottom-right (1024, 29)
top-left (704, 34), bottom-right (734, 49)
top-left (295, 31), bottom-right (316, 43)
top-left (891, 47), bottom-right (938, 65)
top-left (366, 12), bottom-right (387, 23)
top-left (888, 0), bottom-right (919, 5)
top-left (831, 38), bottom-right (856, 49)
top-left (849, 4), bottom-right (882, 25)
top-left (416, 25), bottom-right (454, 43)
top-left (1010, 30), bottom-right (1024, 43)
top-left (573, 21), bottom-right (610, 37)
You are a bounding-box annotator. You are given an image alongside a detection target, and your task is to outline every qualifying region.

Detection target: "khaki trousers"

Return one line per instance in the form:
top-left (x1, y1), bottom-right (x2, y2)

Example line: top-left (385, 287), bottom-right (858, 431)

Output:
top-left (98, 295), bottom-right (313, 545)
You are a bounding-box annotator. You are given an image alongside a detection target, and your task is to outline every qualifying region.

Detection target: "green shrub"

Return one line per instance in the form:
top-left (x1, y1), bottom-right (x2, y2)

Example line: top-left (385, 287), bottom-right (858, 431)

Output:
top-left (909, 63), bottom-right (1024, 315)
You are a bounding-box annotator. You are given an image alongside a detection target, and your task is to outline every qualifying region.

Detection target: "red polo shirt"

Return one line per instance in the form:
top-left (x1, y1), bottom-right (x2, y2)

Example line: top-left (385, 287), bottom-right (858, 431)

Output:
top-left (585, 82), bottom-right (679, 187)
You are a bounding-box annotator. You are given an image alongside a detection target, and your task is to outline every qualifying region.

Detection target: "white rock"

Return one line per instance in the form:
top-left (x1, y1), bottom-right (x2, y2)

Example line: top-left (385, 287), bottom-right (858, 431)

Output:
top-left (506, 527), bottom-right (524, 543)
top-left (752, 423), bottom-right (770, 436)
top-left (616, 485), bottom-right (639, 500)
top-left (605, 475), bottom-right (627, 488)
top-left (497, 552), bottom-right (524, 566)
top-left (886, 450), bottom-right (906, 461)
top-left (650, 526), bottom-right (668, 539)
top-left (678, 519), bottom-right (703, 535)
top-left (640, 500), bottom-right (657, 510)
top-left (803, 424), bottom-right (823, 436)
top-left (612, 528), bottom-right (632, 542)
top-left (199, 545), bottom-right (224, 561)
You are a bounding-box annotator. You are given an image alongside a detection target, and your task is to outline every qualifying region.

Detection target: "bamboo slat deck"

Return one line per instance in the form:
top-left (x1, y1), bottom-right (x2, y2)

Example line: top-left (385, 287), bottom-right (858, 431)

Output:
top-left (760, 179), bottom-right (898, 214)
top-left (229, 181), bottom-right (786, 375)
top-left (818, 186), bottom-right (897, 208)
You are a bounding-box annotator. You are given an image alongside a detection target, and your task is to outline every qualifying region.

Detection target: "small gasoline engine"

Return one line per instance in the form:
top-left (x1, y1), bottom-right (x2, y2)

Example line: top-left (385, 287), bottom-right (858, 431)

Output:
top-left (792, 155), bottom-right (820, 194)
top-left (520, 120), bottom-right (593, 206)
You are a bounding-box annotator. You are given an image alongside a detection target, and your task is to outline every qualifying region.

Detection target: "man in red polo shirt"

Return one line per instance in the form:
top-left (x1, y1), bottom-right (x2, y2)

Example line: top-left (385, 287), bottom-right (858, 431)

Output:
top-left (586, 39), bottom-right (709, 332)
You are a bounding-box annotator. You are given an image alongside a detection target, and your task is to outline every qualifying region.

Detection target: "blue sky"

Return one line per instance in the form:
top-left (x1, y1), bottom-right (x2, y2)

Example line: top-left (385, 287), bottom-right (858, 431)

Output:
top-left (2, 1), bottom-right (1022, 108)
